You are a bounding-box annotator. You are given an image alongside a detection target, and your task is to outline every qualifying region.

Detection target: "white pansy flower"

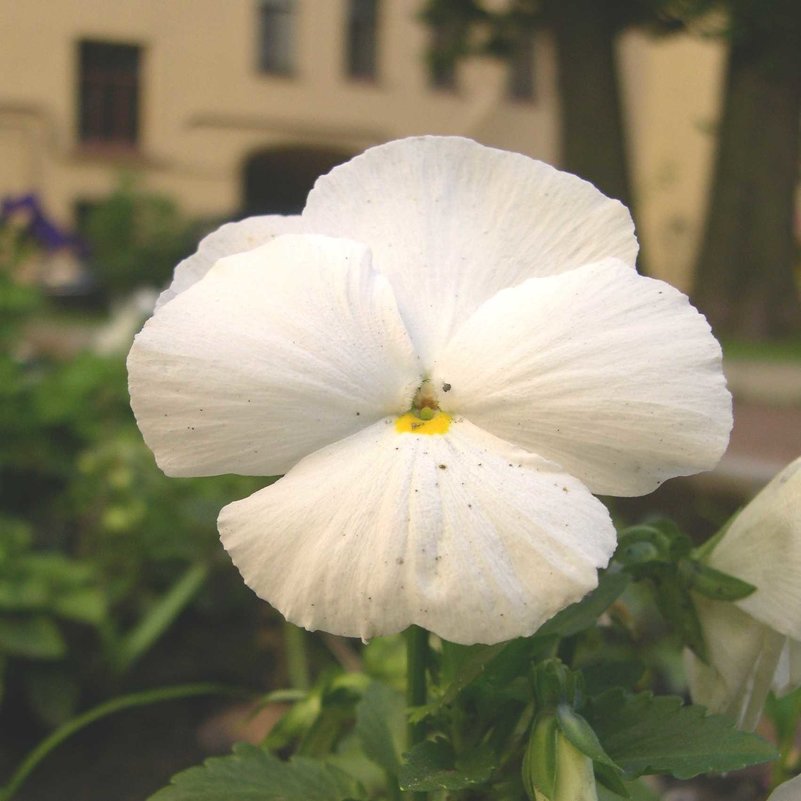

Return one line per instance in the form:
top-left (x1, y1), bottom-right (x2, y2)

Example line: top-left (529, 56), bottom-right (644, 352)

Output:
top-left (686, 456), bottom-right (801, 729)
top-left (127, 136), bottom-right (731, 645)
top-left (768, 773), bottom-right (801, 801)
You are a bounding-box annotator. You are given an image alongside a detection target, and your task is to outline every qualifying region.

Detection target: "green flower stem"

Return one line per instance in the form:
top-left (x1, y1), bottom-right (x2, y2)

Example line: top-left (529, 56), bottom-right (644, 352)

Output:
top-left (406, 625), bottom-right (429, 801)
top-left (284, 622), bottom-right (311, 690)
top-left (0, 683), bottom-right (249, 801)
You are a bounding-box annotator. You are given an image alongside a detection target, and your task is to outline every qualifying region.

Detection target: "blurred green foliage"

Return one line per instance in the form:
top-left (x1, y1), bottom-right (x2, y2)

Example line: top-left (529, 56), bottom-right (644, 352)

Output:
top-left (0, 234), bottom-right (263, 731)
top-left (81, 175), bottom-right (200, 296)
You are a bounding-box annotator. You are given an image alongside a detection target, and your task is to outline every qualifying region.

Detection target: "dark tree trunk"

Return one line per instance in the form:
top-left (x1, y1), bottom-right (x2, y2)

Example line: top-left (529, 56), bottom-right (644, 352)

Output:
top-left (549, 0), bottom-right (633, 209)
top-left (693, 14), bottom-right (801, 339)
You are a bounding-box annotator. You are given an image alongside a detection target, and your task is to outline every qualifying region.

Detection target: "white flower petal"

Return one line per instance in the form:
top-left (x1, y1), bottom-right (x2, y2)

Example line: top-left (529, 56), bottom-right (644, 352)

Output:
top-left (128, 234), bottom-right (420, 477)
top-left (768, 774), bottom-right (801, 801)
top-left (773, 637), bottom-right (801, 697)
top-left (708, 456), bottom-right (801, 638)
top-left (432, 260), bottom-right (731, 496)
top-left (156, 215), bottom-right (305, 308)
top-left (686, 597), bottom-right (786, 730)
top-left (219, 417), bottom-right (616, 645)
top-left (304, 136), bottom-right (637, 367)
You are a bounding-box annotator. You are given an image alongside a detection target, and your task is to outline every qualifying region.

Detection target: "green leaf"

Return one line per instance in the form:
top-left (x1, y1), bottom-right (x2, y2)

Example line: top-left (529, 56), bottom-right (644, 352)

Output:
top-left (52, 587), bottom-right (107, 625)
top-left (582, 660), bottom-right (645, 697)
top-left (594, 762), bottom-right (630, 798)
top-left (678, 560), bottom-right (756, 602)
top-left (538, 569), bottom-right (629, 638)
top-left (148, 744), bottom-right (365, 800)
top-left (650, 568), bottom-right (708, 661)
top-left (438, 641), bottom-right (508, 705)
top-left (0, 615), bottom-right (66, 659)
top-left (24, 666), bottom-right (80, 728)
top-left (555, 704), bottom-right (619, 770)
top-left (0, 577), bottom-right (49, 611)
top-left (355, 682), bottom-right (404, 775)
top-left (584, 689), bottom-right (778, 779)
top-left (398, 740), bottom-right (495, 792)
top-left (114, 561), bottom-right (209, 671)
top-left (263, 689), bottom-right (322, 751)
top-left (598, 778), bottom-right (660, 801)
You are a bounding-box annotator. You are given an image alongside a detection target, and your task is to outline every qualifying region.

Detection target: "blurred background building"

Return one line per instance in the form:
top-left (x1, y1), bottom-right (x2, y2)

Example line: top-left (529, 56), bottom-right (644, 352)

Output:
top-left (0, 0), bottom-right (724, 290)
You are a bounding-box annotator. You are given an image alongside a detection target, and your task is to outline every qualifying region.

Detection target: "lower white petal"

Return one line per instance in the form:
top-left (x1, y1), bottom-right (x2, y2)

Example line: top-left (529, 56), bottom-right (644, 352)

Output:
top-left (432, 260), bottom-right (731, 496)
top-left (708, 456), bottom-right (801, 639)
top-left (129, 234), bottom-right (420, 477)
top-left (686, 597), bottom-right (785, 730)
top-left (219, 417), bottom-right (616, 645)
top-left (156, 215), bottom-right (305, 308)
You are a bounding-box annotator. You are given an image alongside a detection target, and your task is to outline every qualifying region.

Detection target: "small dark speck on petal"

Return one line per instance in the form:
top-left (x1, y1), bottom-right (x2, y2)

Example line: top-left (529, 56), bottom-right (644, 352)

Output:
top-left (438, 464), bottom-right (447, 470)
top-left (442, 382), bottom-right (452, 392)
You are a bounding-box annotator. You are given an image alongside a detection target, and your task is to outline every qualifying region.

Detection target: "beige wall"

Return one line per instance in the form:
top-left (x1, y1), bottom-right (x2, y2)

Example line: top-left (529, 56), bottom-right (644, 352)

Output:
top-left (0, 0), bottom-right (726, 287)
top-left (620, 31), bottom-right (726, 289)
top-left (0, 0), bottom-right (557, 224)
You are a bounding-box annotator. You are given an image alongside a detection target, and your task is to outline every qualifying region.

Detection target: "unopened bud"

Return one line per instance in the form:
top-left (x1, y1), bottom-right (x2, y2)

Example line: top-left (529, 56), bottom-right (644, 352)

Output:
top-left (523, 715), bottom-right (598, 801)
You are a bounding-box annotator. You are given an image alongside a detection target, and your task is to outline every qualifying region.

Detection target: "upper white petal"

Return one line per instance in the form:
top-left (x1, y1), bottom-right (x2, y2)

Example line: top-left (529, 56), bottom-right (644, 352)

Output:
top-left (128, 234), bottom-right (420, 477)
top-left (219, 417), bottom-right (616, 645)
top-left (708, 456), bottom-right (801, 638)
top-left (303, 136), bottom-right (637, 367)
top-left (432, 259), bottom-right (731, 496)
top-left (156, 215), bottom-right (306, 308)
top-left (686, 597), bottom-right (786, 730)
top-left (768, 774), bottom-right (801, 801)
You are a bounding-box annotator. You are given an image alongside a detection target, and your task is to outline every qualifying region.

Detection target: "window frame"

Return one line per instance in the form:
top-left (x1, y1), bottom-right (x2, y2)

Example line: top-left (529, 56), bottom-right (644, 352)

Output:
top-left (345, 0), bottom-right (379, 82)
top-left (256, 0), bottom-right (297, 76)
top-left (77, 39), bottom-right (142, 149)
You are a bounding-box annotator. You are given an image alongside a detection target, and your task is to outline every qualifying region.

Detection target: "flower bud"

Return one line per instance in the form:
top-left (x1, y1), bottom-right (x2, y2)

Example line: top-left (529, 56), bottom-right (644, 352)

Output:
top-left (686, 456), bottom-right (801, 729)
top-left (523, 714), bottom-right (598, 801)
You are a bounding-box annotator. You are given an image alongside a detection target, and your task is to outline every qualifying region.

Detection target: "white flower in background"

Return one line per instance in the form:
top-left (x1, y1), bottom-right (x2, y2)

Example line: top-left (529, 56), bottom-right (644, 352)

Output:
top-left (686, 456), bottom-right (801, 729)
top-left (768, 773), bottom-right (801, 801)
top-left (127, 136), bottom-right (731, 645)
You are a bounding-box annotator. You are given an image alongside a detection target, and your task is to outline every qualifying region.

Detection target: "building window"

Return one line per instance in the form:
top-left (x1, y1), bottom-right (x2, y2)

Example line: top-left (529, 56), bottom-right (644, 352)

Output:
top-left (78, 40), bottom-right (141, 147)
top-left (257, 0), bottom-right (296, 75)
top-left (346, 0), bottom-right (379, 80)
top-left (507, 32), bottom-right (536, 102)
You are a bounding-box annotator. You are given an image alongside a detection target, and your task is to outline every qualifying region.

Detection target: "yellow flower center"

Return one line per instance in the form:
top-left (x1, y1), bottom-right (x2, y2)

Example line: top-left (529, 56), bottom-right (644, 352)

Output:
top-left (395, 410), bottom-right (452, 435)
top-left (395, 379), bottom-right (452, 435)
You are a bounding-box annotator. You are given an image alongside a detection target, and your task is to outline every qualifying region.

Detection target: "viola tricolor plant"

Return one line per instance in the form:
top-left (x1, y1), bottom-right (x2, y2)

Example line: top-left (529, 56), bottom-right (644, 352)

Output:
top-left (123, 138), bottom-right (797, 800)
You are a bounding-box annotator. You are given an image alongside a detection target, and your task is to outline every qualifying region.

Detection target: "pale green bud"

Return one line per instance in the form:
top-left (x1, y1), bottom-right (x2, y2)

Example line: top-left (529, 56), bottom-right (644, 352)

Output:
top-left (524, 715), bottom-right (599, 801)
